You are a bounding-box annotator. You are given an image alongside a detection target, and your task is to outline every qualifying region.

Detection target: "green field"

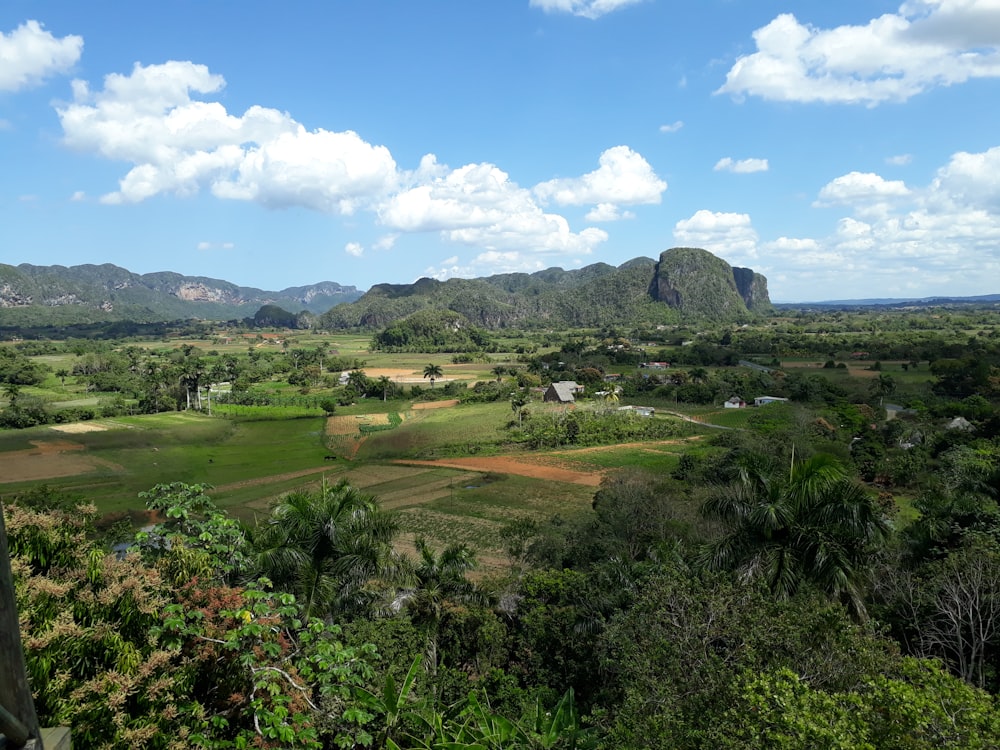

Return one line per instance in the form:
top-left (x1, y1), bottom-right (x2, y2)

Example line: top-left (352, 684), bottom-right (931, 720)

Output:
top-left (0, 403), bottom-right (597, 569)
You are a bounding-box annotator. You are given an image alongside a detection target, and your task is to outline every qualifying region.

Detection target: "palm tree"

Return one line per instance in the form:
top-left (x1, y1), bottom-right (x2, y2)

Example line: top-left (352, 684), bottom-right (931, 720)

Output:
top-left (2, 382), bottom-right (20, 405)
top-left (252, 479), bottom-right (403, 620)
top-left (423, 363), bottom-right (443, 389)
top-left (699, 452), bottom-right (888, 619)
top-left (377, 375), bottom-right (393, 402)
top-left (510, 390), bottom-right (529, 427)
top-left (390, 537), bottom-right (483, 678)
top-left (869, 373), bottom-right (896, 406)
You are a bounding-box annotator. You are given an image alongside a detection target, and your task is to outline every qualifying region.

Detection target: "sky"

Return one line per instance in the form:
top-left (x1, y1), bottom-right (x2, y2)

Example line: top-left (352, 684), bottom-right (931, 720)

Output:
top-left (2, 1), bottom-right (1000, 302)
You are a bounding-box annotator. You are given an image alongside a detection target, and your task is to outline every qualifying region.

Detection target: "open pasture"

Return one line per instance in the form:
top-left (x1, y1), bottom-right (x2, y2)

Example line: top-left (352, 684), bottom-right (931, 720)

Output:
top-left (355, 401), bottom-right (511, 460)
top-left (0, 412), bottom-right (333, 514)
top-left (334, 465), bottom-right (595, 573)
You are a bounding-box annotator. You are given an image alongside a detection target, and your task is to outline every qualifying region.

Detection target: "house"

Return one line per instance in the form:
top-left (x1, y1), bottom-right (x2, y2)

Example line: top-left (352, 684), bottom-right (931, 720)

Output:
top-left (640, 361), bottom-right (670, 369)
top-left (754, 396), bottom-right (789, 406)
top-left (723, 396), bottom-right (746, 409)
top-left (543, 381), bottom-right (584, 403)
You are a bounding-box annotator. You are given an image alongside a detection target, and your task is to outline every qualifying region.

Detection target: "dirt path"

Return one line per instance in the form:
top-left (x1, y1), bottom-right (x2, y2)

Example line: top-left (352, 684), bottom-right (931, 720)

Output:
top-left (392, 436), bottom-right (704, 486)
top-left (395, 456), bottom-right (604, 486)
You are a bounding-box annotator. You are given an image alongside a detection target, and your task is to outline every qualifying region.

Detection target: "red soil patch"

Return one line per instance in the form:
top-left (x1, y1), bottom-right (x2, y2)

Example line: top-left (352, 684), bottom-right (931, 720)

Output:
top-left (0, 439), bottom-right (109, 483)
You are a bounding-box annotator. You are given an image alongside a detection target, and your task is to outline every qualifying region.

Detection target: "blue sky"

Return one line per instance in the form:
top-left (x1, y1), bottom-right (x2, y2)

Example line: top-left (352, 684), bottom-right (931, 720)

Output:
top-left (2, 1), bottom-right (1000, 302)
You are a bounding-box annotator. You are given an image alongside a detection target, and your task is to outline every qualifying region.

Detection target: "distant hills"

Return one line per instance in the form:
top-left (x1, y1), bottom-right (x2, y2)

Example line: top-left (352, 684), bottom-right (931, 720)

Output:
top-left (319, 248), bottom-right (771, 330)
top-left (0, 263), bottom-right (363, 325)
top-left (778, 294), bottom-right (1000, 309)
top-left (11, 250), bottom-right (993, 331)
top-left (1, 248), bottom-right (772, 330)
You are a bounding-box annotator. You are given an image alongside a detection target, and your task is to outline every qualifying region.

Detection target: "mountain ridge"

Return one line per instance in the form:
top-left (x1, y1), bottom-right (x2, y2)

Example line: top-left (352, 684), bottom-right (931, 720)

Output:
top-left (0, 262), bottom-right (363, 324)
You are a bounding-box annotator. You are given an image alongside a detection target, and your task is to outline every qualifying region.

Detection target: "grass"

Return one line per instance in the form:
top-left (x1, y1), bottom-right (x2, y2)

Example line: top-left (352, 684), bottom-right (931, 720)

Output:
top-left (389, 472), bottom-right (595, 570)
top-left (553, 444), bottom-right (684, 472)
top-left (0, 412), bottom-right (331, 514)
top-left (356, 402), bottom-right (511, 460)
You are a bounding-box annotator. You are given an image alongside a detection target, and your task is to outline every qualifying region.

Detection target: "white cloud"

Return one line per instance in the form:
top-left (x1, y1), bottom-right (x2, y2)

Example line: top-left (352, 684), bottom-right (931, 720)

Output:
top-left (714, 157), bottom-right (769, 174)
top-left (70, 190), bottom-right (85, 201)
top-left (59, 61), bottom-right (398, 211)
top-left (717, 2), bottom-right (1000, 105)
top-left (815, 172), bottom-right (911, 216)
top-left (886, 153), bottom-right (913, 165)
top-left (659, 121), bottom-right (684, 133)
top-left (529, 0), bottom-right (644, 20)
top-left (760, 144), bottom-right (1000, 298)
top-left (372, 234), bottom-right (398, 251)
top-left (380, 160), bottom-right (608, 256)
top-left (196, 241), bottom-right (234, 251)
top-left (585, 203), bottom-right (635, 221)
top-left (673, 209), bottom-right (759, 261)
top-left (533, 145), bottom-right (666, 211)
top-left (55, 59), bottom-right (645, 277)
top-left (929, 144), bottom-right (1000, 210)
top-left (0, 20), bottom-right (82, 92)
top-left (345, 242), bottom-right (364, 257)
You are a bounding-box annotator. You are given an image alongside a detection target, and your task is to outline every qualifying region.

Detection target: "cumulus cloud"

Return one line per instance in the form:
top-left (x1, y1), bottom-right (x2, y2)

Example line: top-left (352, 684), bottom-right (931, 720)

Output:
top-left (54, 58), bottom-right (657, 278)
top-left (381, 160), bottom-right (608, 255)
top-left (533, 145), bottom-right (666, 213)
top-left (714, 157), bottom-right (769, 174)
top-left (58, 61), bottom-right (398, 210)
top-left (0, 20), bottom-right (82, 92)
top-left (929, 144), bottom-right (1000, 210)
top-left (814, 171), bottom-right (912, 218)
top-left (70, 190), bottom-right (85, 201)
top-left (196, 241), bottom-right (234, 251)
top-left (659, 121), bottom-right (684, 133)
top-left (585, 203), bottom-right (635, 221)
top-left (345, 242), bottom-right (364, 257)
top-left (758, 143), bottom-right (1000, 299)
top-left (886, 153), bottom-right (913, 166)
top-left (717, 1), bottom-right (1000, 105)
top-left (529, 0), bottom-right (644, 20)
top-left (673, 210), bottom-right (759, 261)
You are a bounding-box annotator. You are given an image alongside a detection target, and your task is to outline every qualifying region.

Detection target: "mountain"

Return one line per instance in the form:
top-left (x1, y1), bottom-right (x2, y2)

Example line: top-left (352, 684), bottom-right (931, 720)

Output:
top-left (0, 263), bottom-right (363, 325)
top-left (319, 248), bottom-right (770, 330)
top-left (650, 247), bottom-right (771, 320)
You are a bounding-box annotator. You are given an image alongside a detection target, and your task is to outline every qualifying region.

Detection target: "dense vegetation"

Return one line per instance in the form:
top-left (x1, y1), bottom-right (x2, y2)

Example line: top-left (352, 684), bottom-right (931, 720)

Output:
top-left (0, 262), bottom-right (362, 325)
top-left (3, 302), bottom-right (1000, 748)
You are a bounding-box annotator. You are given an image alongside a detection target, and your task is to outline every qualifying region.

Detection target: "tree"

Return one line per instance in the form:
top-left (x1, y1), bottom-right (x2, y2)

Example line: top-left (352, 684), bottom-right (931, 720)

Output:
top-left (390, 537), bottom-right (483, 678)
top-left (378, 375), bottom-right (394, 402)
top-left (423, 363), bottom-right (443, 389)
top-left (699, 452), bottom-right (889, 618)
top-left (252, 479), bottom-right (403, 619)
top-left (8, 500), bottom-right (377, 749)
top-left (510, 390), bottom-right (529, 427)
top-left (869, 372), bottom-right (897, 406)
